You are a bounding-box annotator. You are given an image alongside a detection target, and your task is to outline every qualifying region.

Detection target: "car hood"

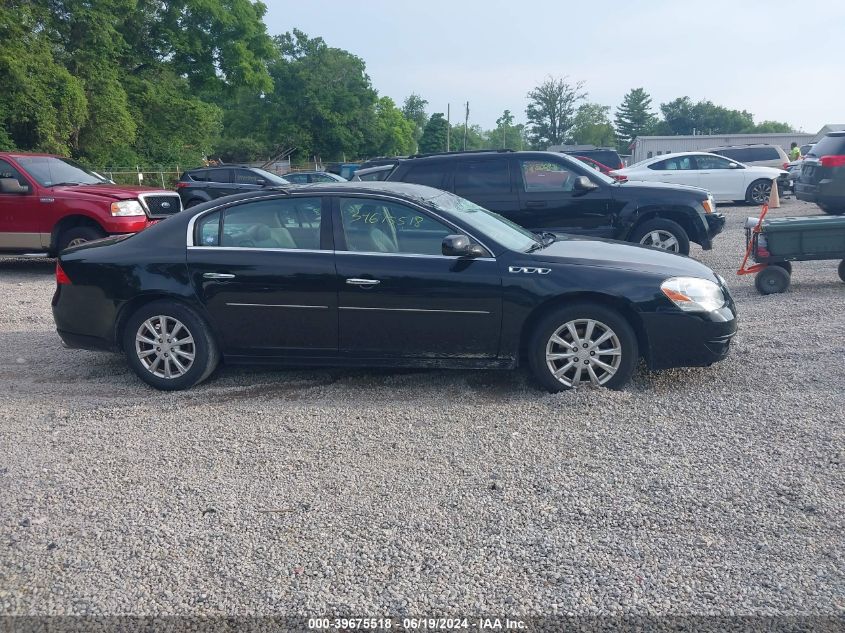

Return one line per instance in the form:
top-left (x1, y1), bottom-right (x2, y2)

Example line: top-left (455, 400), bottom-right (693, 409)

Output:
top-left (747, 166), bottom-right (788, 177)
top-left (526, 235), bottom-right (719, 281)
top-left (610, 179), bottom-right (710, 198)
top-left (52, 184), bottom-right (175, 200)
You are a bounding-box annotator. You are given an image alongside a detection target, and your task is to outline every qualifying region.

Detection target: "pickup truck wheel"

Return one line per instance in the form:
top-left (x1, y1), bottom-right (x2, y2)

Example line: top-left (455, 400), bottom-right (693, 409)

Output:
top-left (746, 179), bottom-right (772, 205)
top-left (123, 300), bottom-right (219, 391)
top-left (528, 303), bottom-right (637, 392)
top-left (57, 226), bottom-right (105, 252)
top-left (630, 219), bottom-right (690, 255)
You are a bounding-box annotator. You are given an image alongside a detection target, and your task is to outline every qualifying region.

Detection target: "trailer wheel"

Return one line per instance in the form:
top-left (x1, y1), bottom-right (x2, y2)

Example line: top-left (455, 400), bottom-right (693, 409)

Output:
top-left (838, 260), bottom-right (845, 283)
top-left (755, 266), bottom-right (790, 295)
top-left (772, 261), bottom-right (792, 275)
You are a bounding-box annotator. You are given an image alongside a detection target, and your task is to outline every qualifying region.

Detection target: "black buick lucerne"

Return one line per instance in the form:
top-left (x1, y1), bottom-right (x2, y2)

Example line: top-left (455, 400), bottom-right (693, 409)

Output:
top-left (52, 183), bottom-right (737, 391)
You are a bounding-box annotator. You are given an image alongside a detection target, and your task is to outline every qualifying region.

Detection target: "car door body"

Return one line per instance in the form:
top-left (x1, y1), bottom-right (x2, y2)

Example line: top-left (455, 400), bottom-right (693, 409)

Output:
top-left (186, 195), bottom-right (338, 359)
top-left (331, 194), bottom-right (503, 360)
top-left (513, 156), bottom-right (614, 235)
top-left (631, 155), bottom-right (701, 190)
top-left (689, 154), bottom-right (746, 201)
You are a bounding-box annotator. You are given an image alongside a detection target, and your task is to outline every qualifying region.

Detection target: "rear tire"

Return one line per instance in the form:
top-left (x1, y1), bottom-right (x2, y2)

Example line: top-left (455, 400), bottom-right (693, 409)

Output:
top-left (528, 302), bottom-right (638, 392)
top-left (755, 266), bottom-right (790, 295)
top-left (629, 219), bottom-right (690, 255)
top-left (745, 179), bottom-right (772, 205)
top-left (56, 226), bottom-right (106, 252)
top-left (819, 204), bottom-right (845, 216)
top-left (123, 300), bottom-right (219, 391)
top-left (838, 260), bottom-right (845, 283)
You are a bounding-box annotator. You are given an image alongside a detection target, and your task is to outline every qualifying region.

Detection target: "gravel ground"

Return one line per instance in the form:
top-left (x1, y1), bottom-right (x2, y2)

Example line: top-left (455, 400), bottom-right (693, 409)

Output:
top-left (0, 197), bottom-right (843, 620)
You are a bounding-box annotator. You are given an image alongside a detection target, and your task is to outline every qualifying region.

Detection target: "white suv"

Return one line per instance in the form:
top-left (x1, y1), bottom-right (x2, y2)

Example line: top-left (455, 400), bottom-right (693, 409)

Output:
top-left (706, 144), bottom-right (790, 170)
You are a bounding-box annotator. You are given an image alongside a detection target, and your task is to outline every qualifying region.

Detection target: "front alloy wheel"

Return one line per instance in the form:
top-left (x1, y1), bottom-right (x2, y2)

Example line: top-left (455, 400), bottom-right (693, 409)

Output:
top-left (747, 179), bottom-right (772, 205)
top-left (639, 229), bottom-right (680, 252)
top-left (528, 303), bottom-right (638, 392)
top-left (135, 315), bottom-right (196, 379)
top-left (545, 319), bottom-right (622, 387)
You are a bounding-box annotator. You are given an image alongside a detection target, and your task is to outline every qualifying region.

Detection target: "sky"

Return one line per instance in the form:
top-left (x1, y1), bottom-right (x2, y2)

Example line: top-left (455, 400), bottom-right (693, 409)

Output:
top-left (263, 0), bottom-right (844, 134)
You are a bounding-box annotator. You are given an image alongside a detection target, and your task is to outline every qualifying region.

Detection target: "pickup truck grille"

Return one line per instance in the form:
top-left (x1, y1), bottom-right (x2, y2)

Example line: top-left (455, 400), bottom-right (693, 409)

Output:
top-left (139, 193), bottom-right (183, 218)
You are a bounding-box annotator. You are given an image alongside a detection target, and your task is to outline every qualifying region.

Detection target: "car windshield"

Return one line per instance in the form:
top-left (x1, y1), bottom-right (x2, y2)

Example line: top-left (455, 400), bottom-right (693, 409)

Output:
top-left (16, 156), bottom-right (110, 186)
top-left (425, 191), bottom-right (538, 252)
top-left (250, 168), bottom-right (289, 184)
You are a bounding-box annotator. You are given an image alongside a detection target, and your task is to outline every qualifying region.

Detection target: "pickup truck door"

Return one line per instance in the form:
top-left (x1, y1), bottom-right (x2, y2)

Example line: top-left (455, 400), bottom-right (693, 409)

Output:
top-left (0, 158), bottom-right (44, 250)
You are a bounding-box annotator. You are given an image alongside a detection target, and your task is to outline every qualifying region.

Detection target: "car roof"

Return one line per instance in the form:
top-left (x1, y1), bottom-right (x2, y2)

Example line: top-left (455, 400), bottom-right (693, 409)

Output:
top-left (397, 149), bottom-right (573, 163)
top-left (1, 152), bottom-right (67, 159)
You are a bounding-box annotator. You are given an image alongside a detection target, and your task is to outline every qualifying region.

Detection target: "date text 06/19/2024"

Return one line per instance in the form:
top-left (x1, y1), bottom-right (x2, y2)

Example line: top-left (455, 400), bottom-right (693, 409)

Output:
top-left (307, 617), bottom-right (528, 630)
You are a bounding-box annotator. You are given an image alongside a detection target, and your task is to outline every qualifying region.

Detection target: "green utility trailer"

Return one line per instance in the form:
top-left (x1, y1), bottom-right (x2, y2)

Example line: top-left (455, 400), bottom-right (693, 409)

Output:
top-left (739, 211), bottom-right (845, 294)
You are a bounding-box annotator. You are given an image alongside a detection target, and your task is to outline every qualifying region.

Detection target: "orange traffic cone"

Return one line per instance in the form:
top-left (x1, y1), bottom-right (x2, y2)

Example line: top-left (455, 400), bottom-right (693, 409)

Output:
top-left (767, 178), bottom-right (780, 208)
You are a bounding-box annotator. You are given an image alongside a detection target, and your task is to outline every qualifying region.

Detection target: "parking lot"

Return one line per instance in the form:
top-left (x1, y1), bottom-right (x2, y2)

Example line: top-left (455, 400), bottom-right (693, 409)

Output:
top-left (0, 197), bottom-right (842, 617)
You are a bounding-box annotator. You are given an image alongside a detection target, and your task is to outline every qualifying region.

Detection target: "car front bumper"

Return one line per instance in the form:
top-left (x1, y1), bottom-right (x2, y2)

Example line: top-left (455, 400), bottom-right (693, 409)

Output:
top-left (641, 303), bottom-right (737, 371)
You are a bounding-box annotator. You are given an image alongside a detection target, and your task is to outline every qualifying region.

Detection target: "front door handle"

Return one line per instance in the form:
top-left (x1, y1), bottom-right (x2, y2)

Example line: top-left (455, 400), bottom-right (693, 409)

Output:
top-left (203, 272), bottom-right (236, 279)
top-left (526, 201), bottom-right (547, 208)
top-left (346, 278), bottom-right (381, 286)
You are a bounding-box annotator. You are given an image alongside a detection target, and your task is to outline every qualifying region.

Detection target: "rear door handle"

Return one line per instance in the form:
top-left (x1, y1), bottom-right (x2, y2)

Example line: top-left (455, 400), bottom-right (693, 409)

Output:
top-left (526, 201), bottom-right (547, 208)
top-left (346, 278), bottom-right (380, 286)
top-left (203, 272), bottom-right (235, 279)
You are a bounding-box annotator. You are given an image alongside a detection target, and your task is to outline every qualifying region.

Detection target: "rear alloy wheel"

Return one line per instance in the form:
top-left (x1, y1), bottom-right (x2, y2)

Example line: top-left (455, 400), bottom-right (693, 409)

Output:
top-left (57, 226), bottom-right (105, 252)
top-left (630, 219), bottom-right (690, 255)
top-left (529, 303), bottom-right (637, 392)
top-left (123, 301), bottom-right (219, 390)
top-left (746, 179), bottom-right (773, 205)
top-left (754, 266), bottom-right (791, 295)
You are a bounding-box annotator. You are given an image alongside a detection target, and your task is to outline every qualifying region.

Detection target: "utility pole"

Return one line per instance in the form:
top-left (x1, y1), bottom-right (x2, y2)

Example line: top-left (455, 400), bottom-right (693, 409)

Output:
top-left (446, 103), bottom-right (450, 152)
top-left (463, 101), bottom-right (469, 150)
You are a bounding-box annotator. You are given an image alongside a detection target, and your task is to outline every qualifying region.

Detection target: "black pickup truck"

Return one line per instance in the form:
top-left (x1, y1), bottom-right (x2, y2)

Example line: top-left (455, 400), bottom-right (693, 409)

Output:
top-left (383, 149), bottom-right (725, 255)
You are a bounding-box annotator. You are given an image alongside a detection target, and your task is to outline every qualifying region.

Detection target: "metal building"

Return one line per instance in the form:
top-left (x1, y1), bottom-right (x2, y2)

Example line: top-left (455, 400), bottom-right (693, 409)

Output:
top-left (630, 132), bottom-right (815, 164)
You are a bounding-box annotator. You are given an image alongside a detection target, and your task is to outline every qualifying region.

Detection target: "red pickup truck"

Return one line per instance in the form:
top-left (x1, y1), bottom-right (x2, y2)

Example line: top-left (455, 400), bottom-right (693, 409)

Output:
top-left (0, 152), bottom-right (183, 255)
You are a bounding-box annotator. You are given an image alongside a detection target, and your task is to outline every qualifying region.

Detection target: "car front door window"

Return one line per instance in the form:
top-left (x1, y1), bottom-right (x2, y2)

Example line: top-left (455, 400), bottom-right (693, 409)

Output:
top-left (695, 156), bottom-right (734, 170)
top-left (519, 160), bottom-right (579, 192)
top-left (339, 198), bottom-right (454, 256)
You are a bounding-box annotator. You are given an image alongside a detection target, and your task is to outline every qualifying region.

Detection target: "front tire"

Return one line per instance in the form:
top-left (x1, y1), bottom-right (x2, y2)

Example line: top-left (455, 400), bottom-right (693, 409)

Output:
top-left (123, 301), bottom-right (219, 390)
top-left (629, 219), bottom-right (690, 255)
top-left (745, 179), bottom-right (772, 205)
top-left (528, 303), bottom-right (638, 392)
top-left (57, 226), bottom-right (106, 252)
top-left (838, 260), bottom-right (845, 283)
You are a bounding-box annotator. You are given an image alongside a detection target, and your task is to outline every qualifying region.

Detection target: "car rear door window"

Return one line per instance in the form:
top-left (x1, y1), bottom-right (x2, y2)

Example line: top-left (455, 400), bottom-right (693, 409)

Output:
top-left (312, 174), bottom-right (337, 183)
top-left (649, 156), bottom-right (694, 171)
top-left (207, 169), bottom-right (231, 184)
top-left (188, 171), bottom-right (208, 182)
top-left (339, 197), bottom-right (453, 256)
top-left (401, 163), bottom-right (448, 189)
top-left (519, 160), bottom-right (579, 191)
top-left (0, 159), bottom-right (30, 189)
top-left (234, 169), bottom-right (263, 185)
top-left (194, 197), bottom-right (322, 250)
top-left (454, 159), bottom-right (510, 195)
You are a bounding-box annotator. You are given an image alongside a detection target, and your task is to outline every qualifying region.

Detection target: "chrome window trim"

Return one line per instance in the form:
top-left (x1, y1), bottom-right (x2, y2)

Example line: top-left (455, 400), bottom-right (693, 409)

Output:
top-left (184, 191), bottom-right (501, 259)
top-left (338, 306), bottom-right (490, 315)
top-left (188, 246), bottom-right (330, 254)
top-left (336, 250), bottom-right (495, 261)
top-left (187, 244), bottom-right (494, 261)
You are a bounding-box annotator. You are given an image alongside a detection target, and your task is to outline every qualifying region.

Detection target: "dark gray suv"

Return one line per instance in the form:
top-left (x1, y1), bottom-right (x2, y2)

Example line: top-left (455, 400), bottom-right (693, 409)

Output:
top-left (796, 132), bottom-right (845, 214)
top-left (176, 166), bottom-right (289, 208)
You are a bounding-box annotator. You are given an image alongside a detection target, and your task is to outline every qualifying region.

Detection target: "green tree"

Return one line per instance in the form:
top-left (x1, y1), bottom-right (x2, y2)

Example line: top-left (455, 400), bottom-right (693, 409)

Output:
top-left (365, 96), bottom-right (416, 157)
top-left (525, 76), bottom-right (586, 148)
top-left (570, 103), bottom-right (616, 147)
top-left (753, 120), bottom-right (793, 133)
top-left (418, 113), bottom-right (449, 154)
top-left (614, 88), bottom-right (657, 151)
top-left (402, 93), bottom-right (429, 150)
top-left (657, 97), bottom-right (761, 135)
top-left (450, 123), bottom-right (485, 151)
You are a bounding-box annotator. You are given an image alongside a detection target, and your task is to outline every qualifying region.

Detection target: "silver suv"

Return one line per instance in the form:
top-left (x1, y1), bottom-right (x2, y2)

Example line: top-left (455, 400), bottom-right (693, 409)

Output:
top-left (706, 144), bottom-right (790, 170)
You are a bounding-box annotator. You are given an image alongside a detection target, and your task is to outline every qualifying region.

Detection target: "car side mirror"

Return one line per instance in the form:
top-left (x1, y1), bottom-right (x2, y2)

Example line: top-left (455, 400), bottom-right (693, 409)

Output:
top-left (728, 162), bottom-right (740, 169)
top-left (442, 234), bottom-right (486, 258)
top-left (573, 175), bottom-right (599, 193)
top-left (256, 178), bottom-right (267, 187)
top-left (0, 178), bottom-right (28, 194)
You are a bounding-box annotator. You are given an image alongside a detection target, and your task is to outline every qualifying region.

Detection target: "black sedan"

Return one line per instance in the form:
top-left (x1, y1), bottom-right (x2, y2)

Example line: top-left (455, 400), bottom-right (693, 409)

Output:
top-left (52, 183), bottom-right (737, 391)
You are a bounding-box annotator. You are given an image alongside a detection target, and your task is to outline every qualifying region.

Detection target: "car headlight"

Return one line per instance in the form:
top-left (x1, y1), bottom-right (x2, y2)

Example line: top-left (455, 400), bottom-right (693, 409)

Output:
top-left (701, 194), bottom-right (716, 214)
top-left (660, 277), bottom-right (725, 312)
top-left (110, 200), bottom-right (146, 217)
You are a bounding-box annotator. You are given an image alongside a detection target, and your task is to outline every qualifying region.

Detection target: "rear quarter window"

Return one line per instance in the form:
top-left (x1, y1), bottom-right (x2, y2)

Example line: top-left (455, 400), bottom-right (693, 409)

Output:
top-left (401, 163), bottom-right (449, 189)
top-left (808, 134), bottom-right (845, 156)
